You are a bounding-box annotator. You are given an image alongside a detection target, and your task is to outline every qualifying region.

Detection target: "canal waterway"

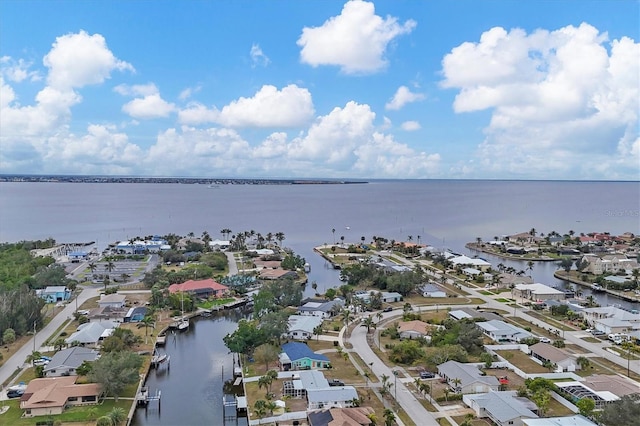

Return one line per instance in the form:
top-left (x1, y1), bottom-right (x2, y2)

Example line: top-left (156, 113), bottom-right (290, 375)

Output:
top-left (131, 311), bottom-right (249, 426)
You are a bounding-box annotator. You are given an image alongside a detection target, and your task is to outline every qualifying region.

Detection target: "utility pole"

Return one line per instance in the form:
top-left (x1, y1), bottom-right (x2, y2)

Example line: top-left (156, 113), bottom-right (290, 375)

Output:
top-left (33, 321), bottom-right (36, 354)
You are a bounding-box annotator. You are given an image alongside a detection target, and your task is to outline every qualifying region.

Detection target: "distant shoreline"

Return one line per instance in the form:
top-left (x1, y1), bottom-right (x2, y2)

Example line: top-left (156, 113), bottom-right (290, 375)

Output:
top-left (0, 175), bottom-right (368, 185)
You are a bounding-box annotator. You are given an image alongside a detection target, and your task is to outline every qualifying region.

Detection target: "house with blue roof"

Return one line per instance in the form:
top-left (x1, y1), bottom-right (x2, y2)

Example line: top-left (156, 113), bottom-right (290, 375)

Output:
top-left (37, 286), bottom-right (71, 303)
top-left (279, 342), bottom-right (330, 371)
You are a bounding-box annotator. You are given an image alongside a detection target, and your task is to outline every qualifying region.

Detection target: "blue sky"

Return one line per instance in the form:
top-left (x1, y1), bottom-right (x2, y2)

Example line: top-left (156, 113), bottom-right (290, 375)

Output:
top-left (1, 0), bottom-right (638, 180)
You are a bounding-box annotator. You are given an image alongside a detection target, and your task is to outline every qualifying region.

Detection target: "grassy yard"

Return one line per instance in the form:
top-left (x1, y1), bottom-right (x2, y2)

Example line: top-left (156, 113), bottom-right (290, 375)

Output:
top-left (526, 311), bottom-right (576, 331)
top-left (495, 350), bottom-right (550, 373)
top-left (506, 316), bottom-right (557, 339)
top-left (586, 357), bottom-right (640, 381)
top-left (0, 398), bottom-right (131, 426)
top-left (580, 336), bottom-right (601, 344)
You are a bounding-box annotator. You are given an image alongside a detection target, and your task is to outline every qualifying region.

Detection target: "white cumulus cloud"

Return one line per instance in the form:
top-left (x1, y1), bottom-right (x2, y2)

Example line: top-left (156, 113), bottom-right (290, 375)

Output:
top-left (297, 0), bottom-right (416, 74)
top-left (385, 85), bottom-right (425, 110)
top-left (441, 23), bottom-right (640, 179)
top-left (178, 84), bottom-right (315, 128)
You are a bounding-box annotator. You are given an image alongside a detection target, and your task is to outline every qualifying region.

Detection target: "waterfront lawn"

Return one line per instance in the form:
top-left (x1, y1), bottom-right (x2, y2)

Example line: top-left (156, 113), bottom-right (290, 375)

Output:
top-left (494, 350), bottom-right (549, 373)
top-left (0, 398), bottom-right (131, 426)
top-left (198, 297), bottom-right (235, 309)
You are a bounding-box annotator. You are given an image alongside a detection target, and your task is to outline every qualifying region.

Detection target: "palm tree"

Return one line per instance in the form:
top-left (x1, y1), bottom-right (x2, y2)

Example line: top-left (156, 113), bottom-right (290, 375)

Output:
top-left (253, 399), bottom-right (267, 418)
top-left (257, 375), bottom-right (272, 397)
top-left (361, 315), bottom-right (375, 333)
top-left (419, 382), bottom-right (431, 398)
top-left (577, 356), bottom-right (590, 370)
top-left (443, 387), bottom-right (451, 401)
top-left (332, 228), bottom-right (336, 244)
top-left (88, 262), bottom-right (97, 276)
top-left (340, 235), bottom-right (345, 246)
top-left (313, 325), bottom-right (323, 341)
top-left (266, 400), bottom-right (277, 416)
top-left (26, 350), bottom-right (42, 366)
top-left (275, 232), bottom-right (285, 246)
top-left (105, 259), bottom-right (116, 277)
top-left (108, 407), bottom-right (127, 426)
top-left (383, 408), bottom-right (396, 426)
top-left (452, 377), bottom-right (462, 393)
top-left (54, 338), bottom-right (66, 351)
top-left (140, 315), bottom-right (155, 344)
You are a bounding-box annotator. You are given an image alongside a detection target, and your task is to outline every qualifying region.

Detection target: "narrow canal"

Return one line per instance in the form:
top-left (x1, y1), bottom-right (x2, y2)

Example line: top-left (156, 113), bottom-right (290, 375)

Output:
top-left (132, 309), bottom-right (250, 426)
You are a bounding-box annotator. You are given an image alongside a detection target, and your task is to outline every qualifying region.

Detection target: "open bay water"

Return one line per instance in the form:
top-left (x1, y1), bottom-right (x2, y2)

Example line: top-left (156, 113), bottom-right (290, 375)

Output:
top-left (1, 179), bottom-right (639, 424)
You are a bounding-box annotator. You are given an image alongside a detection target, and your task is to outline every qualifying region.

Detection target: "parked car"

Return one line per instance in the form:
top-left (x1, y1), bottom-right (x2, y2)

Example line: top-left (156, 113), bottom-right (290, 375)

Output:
top-left (539, 337), bottom-right (552, 343)
top-left (382, 307), bottom-right (393, 313)
top-left (328, 379), bottom-right (345, 386)
top-left (420, 371), bottom-right (435, 379)
top-left (7, 389), bottom-right (24, 398)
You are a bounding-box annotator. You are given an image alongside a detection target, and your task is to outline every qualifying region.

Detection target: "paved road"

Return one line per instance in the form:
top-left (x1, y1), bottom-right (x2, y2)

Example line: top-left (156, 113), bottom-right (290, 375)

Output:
top-left (0, 286), bottom-right (101, 388)
top-left (348, 312), bottom-right (440, 425)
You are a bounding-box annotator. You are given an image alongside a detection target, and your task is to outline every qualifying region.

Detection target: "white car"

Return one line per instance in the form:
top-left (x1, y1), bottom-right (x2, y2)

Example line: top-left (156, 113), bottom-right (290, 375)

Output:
top-left (539, 337), bottom-right (552, 343)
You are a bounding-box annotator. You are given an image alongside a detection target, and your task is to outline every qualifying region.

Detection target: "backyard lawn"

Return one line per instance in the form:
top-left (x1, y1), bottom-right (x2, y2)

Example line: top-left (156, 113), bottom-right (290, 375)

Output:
top-left (495, 350), bottom-right (550, 374)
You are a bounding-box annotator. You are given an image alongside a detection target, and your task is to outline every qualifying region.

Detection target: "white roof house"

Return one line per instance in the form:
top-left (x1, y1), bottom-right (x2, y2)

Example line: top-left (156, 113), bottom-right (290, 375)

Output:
top-left (582, 306), bottom-right (640, 334)
top-left (477, 320), bottom-right (534, 343)
top-left (298, 299), bottom-right (344, 319)
top-left (437, 361), bottom-right (500, 394)
top-left (514, 283), bottom-right (565, 301)
top-left (450, 255), bottom-right (492, 271)
top-left (287, 315), bottom-right (323, 340)
top-left (463, 391), bottom-right (538, 426)
top-left (420, 284), bottom-right (447, 298)
top-left (98, 294), bottom-right (126, 308)
top-left (307, 386), bottom-right (359, 410)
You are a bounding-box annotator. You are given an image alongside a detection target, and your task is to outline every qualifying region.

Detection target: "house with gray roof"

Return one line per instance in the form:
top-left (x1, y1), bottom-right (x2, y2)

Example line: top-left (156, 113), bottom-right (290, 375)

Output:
top-left (419, 283), bottom-right (447, 298)
top-left (463, 391), bottom-right (538, 426)
top-left (529, 343), bottom-right (579, 372)
top-left (65, 321), bottom-right (117, 347)
top-left (287, 315), bottom-right (324, 340)
top-left (44, 347), bottom-right (100, 377)
top-left (437, 361), bottom-right (500, 394)
top-left (449, 308), bottom-right (503, 322)
top-left (298, 299), bottom-right (344, 319)
top-left (523, 415), bottom-right (598, 426)
top-left (307, 386), bottom-right (359, 410)
top-left (477, 320), bottom-right (534, 343)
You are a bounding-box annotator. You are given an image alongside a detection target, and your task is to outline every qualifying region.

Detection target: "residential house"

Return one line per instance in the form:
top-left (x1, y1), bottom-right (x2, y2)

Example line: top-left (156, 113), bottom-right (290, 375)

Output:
top-left (419, 284), bottom-right (447, 298)
top-left (168, 278), bottom-right (229, 298)
top-left (208, 239), bottom-right (230, 251)
top-left (463, 391), bottom-right (538, 426)
top-left (307, 387), bottom-right (360, 410)
top-left (580, 374), bottom-right (640, 397)
top-left (477, 320), bottom-right (534, 343)
top-left (372, 257), bottom-right (412, 273)
top-left (449, 255), bottom-right (492, 271)
top-left (581, 306), bottom-right (640, 334)
top-left (437, 361), bottom-right (500, 394)
top-left (523, 415), bottom-right (598, 426)
top-left (308, 407), bottom-right (375, 426)
top-left (449, 308), bottom-right (503, 322)
top-left (287, 315), bottom-right (324, 340)
top-left (283, 370), bottom-right (359, 411)
top-left (65, 321), bottom-right (117, 347)
top-left (37, 286), bottom-right (71, 303)
top-left (581, 254), bottom-right (639, 275)
top-left (98, 293), bottom-right (126, 309)
top-left (20, 376), bottom-right (101, 417)
top-left (508, 232), bottom-right (541, 245)
top-left (259, 268), bottom-right (298, 280)
top-left (381, 292), bottom-right (403, 303)
top-left (43, 347), bottom-right (100, 377)
top-left (87, 305), bottom-right (129, 323)
top-left (529, 343), bottom-right (579, 372)
top-left (279, 342), bottom-right (331, 371)
top-left (554, 381), bottom-right (619, 410)
top-left (513, 284), bottom-right (565, 302)
top-left (398, 320), bottom-right (430, 340)
top-left (298, 299), bottom-right (344, 319)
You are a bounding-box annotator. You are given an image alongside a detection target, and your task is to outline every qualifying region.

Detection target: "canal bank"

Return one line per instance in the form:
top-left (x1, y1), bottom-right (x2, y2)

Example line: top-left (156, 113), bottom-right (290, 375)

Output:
top-left (131, 310), bottom-right (249, 426)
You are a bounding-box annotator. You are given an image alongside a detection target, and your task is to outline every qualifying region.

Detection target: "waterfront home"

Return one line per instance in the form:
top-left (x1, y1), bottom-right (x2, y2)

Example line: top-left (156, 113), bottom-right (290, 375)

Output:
top-left (65, 321), bottom-right (117, 347)
top-left (98, 293), bottom-right (126, 309)
top-left (529, 343), bottom-right (579, 372)
top-left (124, 306), bottom-right (148, 323)
top-left (513, 283), bottom-right (565, 302)
top-left (168, 278), bottom-right (229, 298)
top-left (372, 257), bottom-right (412, 273)
top-left (259, 268), bottom-right (299, 280)
top-left (88, 305), bottom-right (129, 323)
top-left (419, 283), bottom-right (447, 298)
top-left (508, 232), bottom-right (541, 245)
top-left (398, 320), bottom-right (430, 339)
top-left (437, 361), bottom-right (500, 394)
top-left (449, 255), bottom-right (492, 271)
top-left (298, 299), bottom-right (344, 319)
top-left (463, 391), bottom-right (538, 426)
top-left (581, 254), bottom-right (639, 275)
top-left (353, 291), bottom-right (403, 304)
top-left (279, 342), bottom-right (331, 371)
top-left (308, 407), bottom-right (375, 426)
top-left (287, 315), bottom-right (324, 340)
top-left (43, 347), bottom-right (100, 377)
top-left (37, 286), bottom-right (71, 303)
top-left (476, 320), bottom-right (534, 343)
top-left (20, 376), bottom-right (101, 417)
top-left (208, 239), bottom-right (230, 251)
top-left (581, 306), bottom-right (640, 334)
